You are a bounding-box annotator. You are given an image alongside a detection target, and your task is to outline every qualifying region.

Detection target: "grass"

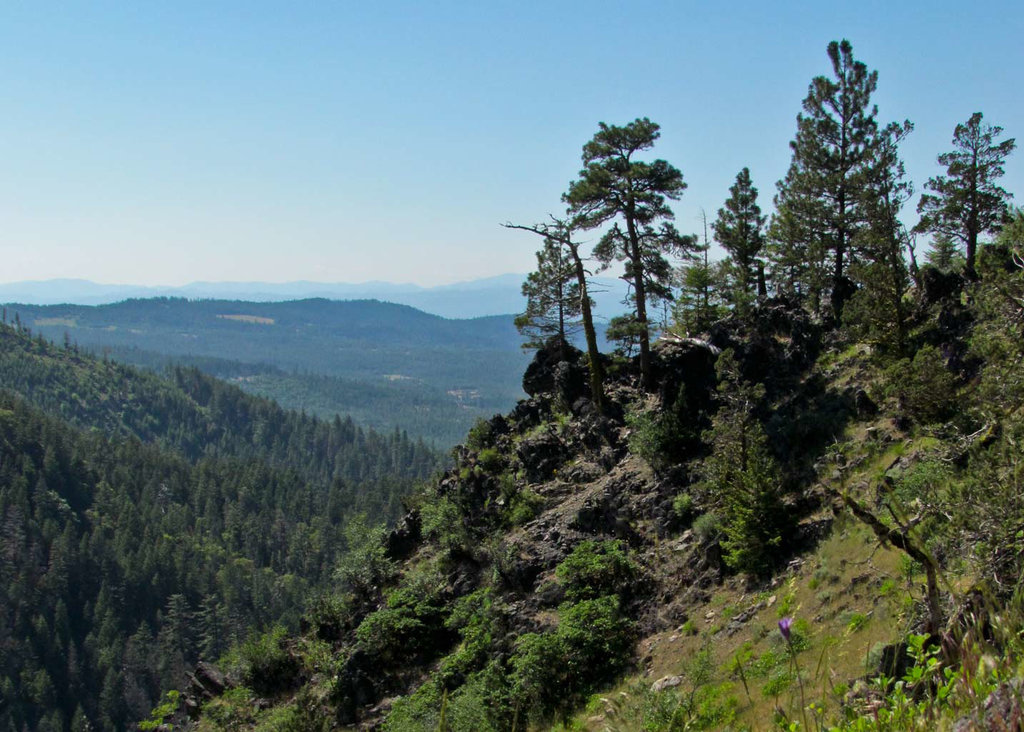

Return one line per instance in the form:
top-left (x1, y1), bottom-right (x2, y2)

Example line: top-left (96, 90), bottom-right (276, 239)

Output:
top-left (566, 515), bottom-right (913, 731)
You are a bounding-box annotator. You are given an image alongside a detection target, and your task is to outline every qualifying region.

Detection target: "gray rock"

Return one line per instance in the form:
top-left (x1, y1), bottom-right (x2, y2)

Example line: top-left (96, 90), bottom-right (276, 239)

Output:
top-left (651, 675), bottom-right (683, 692)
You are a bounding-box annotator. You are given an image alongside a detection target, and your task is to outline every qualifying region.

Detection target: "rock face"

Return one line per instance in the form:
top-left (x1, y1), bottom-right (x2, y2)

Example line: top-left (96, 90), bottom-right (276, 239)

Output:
top-left (385, 510), bottom-right (421, 561)
top-left (516, 428), bottom-right (566, 483)
top-left (182, 297), bottom-right (855, 728)
top-left (652, 335), bottom-right (720, 416)
top-left (176, 661), bottom-right (230, 722)
top-left (708, 296), bottom-right (821, 389)
top-left (522, 337), bottom-right (589, 405)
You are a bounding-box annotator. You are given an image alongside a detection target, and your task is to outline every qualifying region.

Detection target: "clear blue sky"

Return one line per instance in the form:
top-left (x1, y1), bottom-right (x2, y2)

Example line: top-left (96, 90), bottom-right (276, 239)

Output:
top-left (1, 1), bottom-right (1021, 286)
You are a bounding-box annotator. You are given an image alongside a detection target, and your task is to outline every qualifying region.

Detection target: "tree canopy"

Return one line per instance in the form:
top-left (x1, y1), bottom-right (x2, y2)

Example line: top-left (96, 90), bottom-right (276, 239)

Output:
top-left (916, 112), bottom-right (1017, 277)
top-left (565, 117), bottom-right (692, 389)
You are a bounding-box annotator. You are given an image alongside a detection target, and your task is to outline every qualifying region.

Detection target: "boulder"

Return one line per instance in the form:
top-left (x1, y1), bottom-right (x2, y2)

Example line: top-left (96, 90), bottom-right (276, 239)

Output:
top-left (652, 336), bottom-right (719, 414)
top-left (651, 675), bottom-right (683, 692)
top-left (384, 510), bottom-right (421, 560)
top-left (522, 337), bottom-right (588, 404)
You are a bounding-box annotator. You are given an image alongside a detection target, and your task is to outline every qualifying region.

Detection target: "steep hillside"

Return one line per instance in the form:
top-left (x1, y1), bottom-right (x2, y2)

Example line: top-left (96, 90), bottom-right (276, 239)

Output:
top-left (165, 252), bottom-right (1024, 731)
top-left (0, 325), bottom-right (442, 732)
top-left (0, 324), bottom-right (440, 494)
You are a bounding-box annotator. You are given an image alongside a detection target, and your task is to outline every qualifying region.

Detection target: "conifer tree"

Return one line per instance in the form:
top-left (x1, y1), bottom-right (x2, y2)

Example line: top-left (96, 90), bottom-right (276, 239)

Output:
top-left (713, 167), bottom-right (766, 304)
top-left (565, 118), bottom-right (692, 389)
top-left (915, 112), bottom-right (1016, 278)
top-left (700, 350), bottom-right (790, 575)
top-left (504, 216), bottom-right (606, 410)
top-left (674, 214), bottom-right (732, 334)
top-left (514, 236), bottom-right (581, 349)
top-left (846, 120), bottom-right (915, 354)
top-left (775, 40), bottom-right (880, 317)
top-left (925, 234), bottom-right (964, 272)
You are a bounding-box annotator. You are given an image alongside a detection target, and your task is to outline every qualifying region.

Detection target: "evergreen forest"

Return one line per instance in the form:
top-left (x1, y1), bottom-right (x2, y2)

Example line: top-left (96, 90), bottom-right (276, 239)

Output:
top-left (0, 324), bottom-right (441, 730)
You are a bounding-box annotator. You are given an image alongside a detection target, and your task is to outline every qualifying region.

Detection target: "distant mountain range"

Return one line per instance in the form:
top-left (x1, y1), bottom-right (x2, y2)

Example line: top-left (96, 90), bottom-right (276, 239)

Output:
top-left (0, 274), bottom-right (633, 319)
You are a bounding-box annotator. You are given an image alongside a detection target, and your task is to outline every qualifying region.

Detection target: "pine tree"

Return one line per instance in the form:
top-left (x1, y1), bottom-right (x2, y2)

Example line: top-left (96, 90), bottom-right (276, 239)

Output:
top-left (565, 118), bottom-right (693, 389)
top-left (925, 234), bottom-right (964, 272)
top-left (700, 350), bottom-right (791, 575)
top-left (713, 167), bottom-right (767, 304)
top-left (775, 40), bottom-right (880, 318)
top-left (514, 236), bottom-right (582, 349)
top-left (915, 112), bottom-right (1016, 278)
top-left (845, 120), bottom-right (915, 354)
top-left (504, 216), bottom-right (606, 410)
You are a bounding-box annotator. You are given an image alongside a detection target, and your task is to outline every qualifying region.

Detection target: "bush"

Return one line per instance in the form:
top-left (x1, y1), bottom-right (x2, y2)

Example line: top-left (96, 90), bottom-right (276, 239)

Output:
top-left (672, 492), bottom-right (695, 524)
top-left (439, 589), bottom-right (498, 686)
top-left (885, 345), bottom-right (957, 423)
top-left (238, 626), bottom-right (300, 696)
top-left (421, 496), bottom-right (471, 555)
top-left (506, 486), bottom-right (543, 527)
top-left (355, 567), bottom-right (449, 664)
top-left (692, 511), bottom-right (722, 543)
top-left (626, 385), bottom-right (700, 470)
top-left (333, 516), bottom-right (396, 605)
top-left (464, 418), bottom-right (494, 452)
top-left (385, 666), bottom-right (507, 732)
top-left (555, 540), bottom-right (639, 602)
top-left (477, 447), bottom-right (504, 473)
top-left (510, 596), bottom-right (635, 723)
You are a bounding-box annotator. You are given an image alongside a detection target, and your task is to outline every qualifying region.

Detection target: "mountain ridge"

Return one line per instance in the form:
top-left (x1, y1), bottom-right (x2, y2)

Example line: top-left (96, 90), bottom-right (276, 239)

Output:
top-left (0, 274), bottom-right (632, 319)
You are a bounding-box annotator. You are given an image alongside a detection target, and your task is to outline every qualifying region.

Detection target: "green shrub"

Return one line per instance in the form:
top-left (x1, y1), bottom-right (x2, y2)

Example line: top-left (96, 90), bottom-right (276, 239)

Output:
top-left (420, 496), bottom-right (470, 555)
top-left (355, 606), bottom-right (429, 664)
top-left (465, 418), bottom-right (494, 452)
top-left (477, 447), bottom-right (504, 473)
top-left (506, 487), bottom-right (543, 527)
top-left (139, 690), bottom-right (179, 731)
top-left (626, 385), bottom-right (700, 470)
top-left (885, 345), bottom-right (957, 423)
top-left (355, 567), bottom-right (448, 664)
top-left (439, 589), bottom-right (498, 685)
top-left (238, 626), bottom-right (299, 696)
top-left (385, 666), bottom-right (507, 732)
top-left (333, 516), bottom-right (396, 604)
top-left (510, 596), bottom-right (635, 723)
top-left (692, 511), bottom-right (721, 543)
top-left (672, 492), bottom-right (695, 524)
top-left (555, 540), bottom-right (639, 602)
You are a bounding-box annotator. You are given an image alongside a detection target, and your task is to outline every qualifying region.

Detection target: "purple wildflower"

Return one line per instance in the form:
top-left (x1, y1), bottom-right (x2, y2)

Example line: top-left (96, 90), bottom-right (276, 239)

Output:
top-left (778, 617), bottom-right (793, 641)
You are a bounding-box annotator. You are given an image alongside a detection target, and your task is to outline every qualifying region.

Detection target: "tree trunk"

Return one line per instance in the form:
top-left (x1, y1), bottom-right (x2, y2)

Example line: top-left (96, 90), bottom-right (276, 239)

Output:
top-left (569, 244), bottom-right (605, 412)
top-left (843, 493), bottom-right (943, 634)
top-left (624, 213), bottom-right (653, 391)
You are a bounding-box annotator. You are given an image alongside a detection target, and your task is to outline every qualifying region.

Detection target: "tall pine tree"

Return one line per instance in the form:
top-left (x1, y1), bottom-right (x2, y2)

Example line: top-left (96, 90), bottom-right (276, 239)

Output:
top-left (565, 118), bottom-right (692, 389)
top-left (846, 121), bottom-right (915, 354)
top-left (915, 112), bottom-right (1016, 278)
top-left (774, 39), bottom-right (879, 318)
top-left (713, 167), bottom-right (767, 305)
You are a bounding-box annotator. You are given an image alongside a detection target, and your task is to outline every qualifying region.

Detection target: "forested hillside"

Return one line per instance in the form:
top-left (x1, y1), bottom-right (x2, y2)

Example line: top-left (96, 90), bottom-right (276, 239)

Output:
top-left (5, 298), bottom-right (532, 446)
top-left (0, 324), bottom-right (442, 731)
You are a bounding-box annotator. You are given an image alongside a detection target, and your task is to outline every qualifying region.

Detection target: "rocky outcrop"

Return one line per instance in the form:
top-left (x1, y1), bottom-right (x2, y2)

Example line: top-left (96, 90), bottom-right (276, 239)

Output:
top-left (522, 337), bottom-right (590, 405)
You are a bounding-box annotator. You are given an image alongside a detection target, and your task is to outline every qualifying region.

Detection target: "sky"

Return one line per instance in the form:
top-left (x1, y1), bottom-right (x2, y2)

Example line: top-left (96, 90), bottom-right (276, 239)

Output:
top-left (1, 1), bottom-right (1022, 287)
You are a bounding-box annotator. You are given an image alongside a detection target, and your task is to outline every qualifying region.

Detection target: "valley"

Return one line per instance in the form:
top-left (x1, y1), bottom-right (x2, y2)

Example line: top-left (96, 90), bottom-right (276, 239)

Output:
top-left (5, 298), bottom-right (535, 447)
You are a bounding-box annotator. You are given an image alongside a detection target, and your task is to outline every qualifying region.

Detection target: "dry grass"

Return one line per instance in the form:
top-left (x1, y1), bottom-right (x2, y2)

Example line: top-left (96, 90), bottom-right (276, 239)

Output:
top-left (216, 314), bottom-right (275, 325)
